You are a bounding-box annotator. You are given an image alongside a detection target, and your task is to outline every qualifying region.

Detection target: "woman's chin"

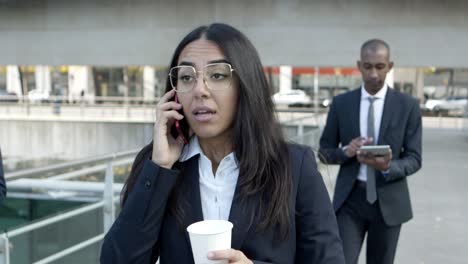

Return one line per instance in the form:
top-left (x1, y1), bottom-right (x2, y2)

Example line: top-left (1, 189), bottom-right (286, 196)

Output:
top-left (192, 127), bottom-right (232, 141)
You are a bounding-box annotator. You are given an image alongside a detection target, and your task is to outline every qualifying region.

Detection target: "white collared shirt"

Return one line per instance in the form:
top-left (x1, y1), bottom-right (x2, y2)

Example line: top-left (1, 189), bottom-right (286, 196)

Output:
top-left (179, 137), bottom-right (239, 221)
top-left (357, 84), bottom-right (387, 182)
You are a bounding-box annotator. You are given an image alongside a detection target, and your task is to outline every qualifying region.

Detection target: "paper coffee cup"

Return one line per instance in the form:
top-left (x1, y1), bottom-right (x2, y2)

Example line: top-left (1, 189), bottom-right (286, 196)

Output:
top-left (187, 220), bottom-right (233, 264)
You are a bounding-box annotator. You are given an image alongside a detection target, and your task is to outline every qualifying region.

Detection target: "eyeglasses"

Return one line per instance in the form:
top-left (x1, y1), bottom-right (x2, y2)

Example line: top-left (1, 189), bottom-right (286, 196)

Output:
top-left (168, 63), bottom-right (235, 93)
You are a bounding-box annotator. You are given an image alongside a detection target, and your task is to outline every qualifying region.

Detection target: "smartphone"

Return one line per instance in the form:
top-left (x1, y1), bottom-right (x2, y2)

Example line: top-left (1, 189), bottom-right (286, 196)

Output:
top-left (170, 94), bottom-right (189, 144)
top-left (359, 145), bottom-right (391, 157)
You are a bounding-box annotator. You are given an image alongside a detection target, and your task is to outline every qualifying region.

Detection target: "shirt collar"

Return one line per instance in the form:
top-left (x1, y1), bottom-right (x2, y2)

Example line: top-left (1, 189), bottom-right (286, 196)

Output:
top-left (179, 136), bottom-right (203, 162)
top-left (178, 136), bottom-right (238, 165)
top-left (361, 83), bottom-right (388, 101)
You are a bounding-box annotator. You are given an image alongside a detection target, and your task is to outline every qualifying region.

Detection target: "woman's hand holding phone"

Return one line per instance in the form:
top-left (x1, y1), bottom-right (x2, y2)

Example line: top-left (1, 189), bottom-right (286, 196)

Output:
top-left (152, 89), bottom-right (186, 169)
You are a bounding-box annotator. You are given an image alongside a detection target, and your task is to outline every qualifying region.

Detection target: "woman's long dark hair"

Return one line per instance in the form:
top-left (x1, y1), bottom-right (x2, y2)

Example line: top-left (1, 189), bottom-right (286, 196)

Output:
top-left (122, 23), bottom-right (292, 239)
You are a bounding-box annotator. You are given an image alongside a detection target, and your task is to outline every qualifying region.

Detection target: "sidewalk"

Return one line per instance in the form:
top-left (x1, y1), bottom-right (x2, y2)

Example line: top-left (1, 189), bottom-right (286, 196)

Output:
top-left (317, 127), bottom-right (468, 263)
top-left (396, 128), bottom-right (468, 263)
top-left (337, 128), bottom-right (468, 263)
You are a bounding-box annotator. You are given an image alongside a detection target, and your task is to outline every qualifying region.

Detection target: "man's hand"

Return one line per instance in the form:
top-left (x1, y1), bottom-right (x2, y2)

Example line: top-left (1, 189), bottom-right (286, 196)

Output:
top-left (344, 137), bottom-right (373, 158)
top-left (357, 149), bottom-right (392, 171)
top-left (208, 249), bottom-right (253, 264)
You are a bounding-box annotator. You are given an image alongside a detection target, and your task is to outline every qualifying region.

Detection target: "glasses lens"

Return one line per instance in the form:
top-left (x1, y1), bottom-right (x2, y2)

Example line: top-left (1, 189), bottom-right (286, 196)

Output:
top-left (170, 66), bottom-right (196, 92)
top-left (204, 63), bottom-right (233, 90)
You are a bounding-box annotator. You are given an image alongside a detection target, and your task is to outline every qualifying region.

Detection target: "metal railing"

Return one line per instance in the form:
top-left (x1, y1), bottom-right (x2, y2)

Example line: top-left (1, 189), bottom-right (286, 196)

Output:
top-left (0, 96), bottom-right (159, 122)
top-left (0, 98), bottom-right (324, 123)
top-left (0, 95), bottom-right (159, 106)
top-left (0, 112), bottom-right (325, 264)
top-left (0, 150), bottom-right (138, 264)
top-left (464, 105), bottom-right (468, 132)
top-left (5, 149), bottom-right (138, 181)
top-left (281, 111), bottom-right (324, 147)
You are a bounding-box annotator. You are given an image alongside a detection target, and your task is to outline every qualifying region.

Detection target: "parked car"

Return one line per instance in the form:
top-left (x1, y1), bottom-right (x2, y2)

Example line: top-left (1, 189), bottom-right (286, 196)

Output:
top-left (425, 96), bottom-right (468, 116)
top-left (272, 90), bottom-right (312, 107)
top-left (28, 89), bottom-right (50, 104)
top-left (317, 87), bottom-right (350, 108)
top-left (0, 90), bottom-right (19, 103)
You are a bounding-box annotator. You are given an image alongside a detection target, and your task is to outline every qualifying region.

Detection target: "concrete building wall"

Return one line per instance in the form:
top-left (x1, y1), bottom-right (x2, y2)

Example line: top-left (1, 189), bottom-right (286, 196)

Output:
top-left (0, 120), bottom-right (153, 160)
top-left (0, 0), bottom-right (467, 67)
top-left (0, 119), bottom-right (319, 160)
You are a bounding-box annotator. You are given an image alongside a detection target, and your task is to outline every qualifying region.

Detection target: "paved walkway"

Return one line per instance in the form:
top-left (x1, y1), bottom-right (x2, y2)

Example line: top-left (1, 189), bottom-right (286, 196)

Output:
top-left (395, 128), bottom-right (468, 264)
top-left (321, 128), bottom-right (468, 264)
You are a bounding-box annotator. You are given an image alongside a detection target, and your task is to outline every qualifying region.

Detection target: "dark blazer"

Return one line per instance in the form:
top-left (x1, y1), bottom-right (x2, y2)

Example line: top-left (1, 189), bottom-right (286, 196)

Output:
top-left (101, 144), bottom-right (345, 264)
top-left (0, 148), bottom-right (6, 202)
top-left (319, 87), bottom-right (422, 226)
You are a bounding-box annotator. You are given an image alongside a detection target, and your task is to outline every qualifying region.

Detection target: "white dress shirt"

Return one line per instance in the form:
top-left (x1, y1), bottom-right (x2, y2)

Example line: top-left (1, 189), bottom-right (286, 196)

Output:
top-left (179, 136), bottom-right (239, 221)
top-left (357, 84), bottom-right (388, 182)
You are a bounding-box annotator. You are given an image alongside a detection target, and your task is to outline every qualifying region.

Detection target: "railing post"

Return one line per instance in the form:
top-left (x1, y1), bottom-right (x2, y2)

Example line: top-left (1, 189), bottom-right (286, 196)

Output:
top-left (80, 100), bottom-right (84, 118)
top-left (0, 233), bottom-right (10, 264)
top-left (103, 160), bottom-right (115, 233)
top-left (297, 122), bottom-right (304, 145)
top-left (124, 100), bottom-right (130, 120)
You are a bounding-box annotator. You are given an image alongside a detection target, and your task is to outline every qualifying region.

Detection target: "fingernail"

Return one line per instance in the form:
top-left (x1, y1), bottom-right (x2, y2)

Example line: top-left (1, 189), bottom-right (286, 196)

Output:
top-left (207, 252), bottom-right (214, 258)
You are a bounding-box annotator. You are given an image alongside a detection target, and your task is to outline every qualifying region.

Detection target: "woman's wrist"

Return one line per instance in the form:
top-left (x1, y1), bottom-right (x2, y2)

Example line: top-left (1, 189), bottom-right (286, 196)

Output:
top-left (151, 156), bottom-right (174, 170)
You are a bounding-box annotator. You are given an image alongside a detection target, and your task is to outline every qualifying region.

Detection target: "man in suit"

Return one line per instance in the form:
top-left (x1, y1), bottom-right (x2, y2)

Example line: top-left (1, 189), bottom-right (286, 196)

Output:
top-left (0, 147), bottom-right (7, 203)
top-left (319, 39), bottom-right (422, 264)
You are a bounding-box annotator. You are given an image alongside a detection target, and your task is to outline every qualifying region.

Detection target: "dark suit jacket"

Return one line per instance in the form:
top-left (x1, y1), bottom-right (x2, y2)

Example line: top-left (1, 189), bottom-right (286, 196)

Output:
top-left (0, 148), bottom-right (6, 202)
top-left (101, 144), bottom-right (345, 264)
top-left (319, 87), bottom-right (422, 226)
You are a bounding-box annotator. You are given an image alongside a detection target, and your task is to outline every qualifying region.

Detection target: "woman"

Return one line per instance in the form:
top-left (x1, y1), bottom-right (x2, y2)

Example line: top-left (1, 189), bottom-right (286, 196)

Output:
top-left (101, 23), bottom-right (344, 264)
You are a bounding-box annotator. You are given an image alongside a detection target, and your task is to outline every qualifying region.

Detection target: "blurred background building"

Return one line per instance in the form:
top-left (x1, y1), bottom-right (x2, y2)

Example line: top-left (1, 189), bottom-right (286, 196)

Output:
top-left (1, 0), bottom-right (468, 104)
top-left (1, 1), bottom-right (468, 263)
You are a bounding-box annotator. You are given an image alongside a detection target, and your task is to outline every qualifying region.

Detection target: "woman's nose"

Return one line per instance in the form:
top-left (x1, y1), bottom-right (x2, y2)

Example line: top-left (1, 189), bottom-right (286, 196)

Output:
top-left (192, 74), bottom-right (210, 97)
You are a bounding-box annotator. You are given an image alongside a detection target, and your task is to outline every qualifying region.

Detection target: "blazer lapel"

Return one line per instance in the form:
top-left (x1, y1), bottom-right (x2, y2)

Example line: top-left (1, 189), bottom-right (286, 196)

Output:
top-left (183, 156), bottom-right (204, 249)
top-left (378, 88), bottom-right (396, 144)
top-left (350, 88), bottom-right (362, 138)
top-left (228, 182), bottom-right (255, 250)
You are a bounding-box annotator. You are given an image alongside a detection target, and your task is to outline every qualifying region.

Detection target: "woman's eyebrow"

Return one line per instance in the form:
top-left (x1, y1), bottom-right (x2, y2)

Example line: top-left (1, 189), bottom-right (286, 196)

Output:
top-left (178, 61), bottom-right (195, 66)
top-left (178, 59), bottom-right (230, 67)
top-left (207, 59), bottom-right (230, 64)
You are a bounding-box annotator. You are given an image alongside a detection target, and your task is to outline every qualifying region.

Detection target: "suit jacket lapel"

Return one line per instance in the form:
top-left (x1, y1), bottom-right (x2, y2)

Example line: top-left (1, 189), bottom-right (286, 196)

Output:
top-left (183, 156), bottom-right (204, 250)
top-left (228, 180), bottom-right (255, 250)
top-left (378, 88), bottom-right (396, 144)
top-left (350, 88), bottom-right (362, 138)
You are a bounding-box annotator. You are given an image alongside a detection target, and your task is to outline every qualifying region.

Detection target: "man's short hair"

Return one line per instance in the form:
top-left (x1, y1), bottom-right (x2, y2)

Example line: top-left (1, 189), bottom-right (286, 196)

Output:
top-left (360, 39), bottom-right (390, 57)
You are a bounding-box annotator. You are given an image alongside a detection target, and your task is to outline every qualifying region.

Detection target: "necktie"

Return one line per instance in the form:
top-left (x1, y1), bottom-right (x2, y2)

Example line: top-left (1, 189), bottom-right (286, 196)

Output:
top-left (367, 97), bottom-right (377, 204)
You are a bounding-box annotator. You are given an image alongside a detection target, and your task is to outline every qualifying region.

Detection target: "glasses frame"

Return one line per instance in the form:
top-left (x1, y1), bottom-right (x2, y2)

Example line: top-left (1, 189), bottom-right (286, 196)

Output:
top-left (168, 62), bottom-right (235, 93)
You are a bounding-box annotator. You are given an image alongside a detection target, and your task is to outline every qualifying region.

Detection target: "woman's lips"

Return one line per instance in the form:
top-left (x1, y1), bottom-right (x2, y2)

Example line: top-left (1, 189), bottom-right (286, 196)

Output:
top-left (192, 106), bottom-right (216, 122)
